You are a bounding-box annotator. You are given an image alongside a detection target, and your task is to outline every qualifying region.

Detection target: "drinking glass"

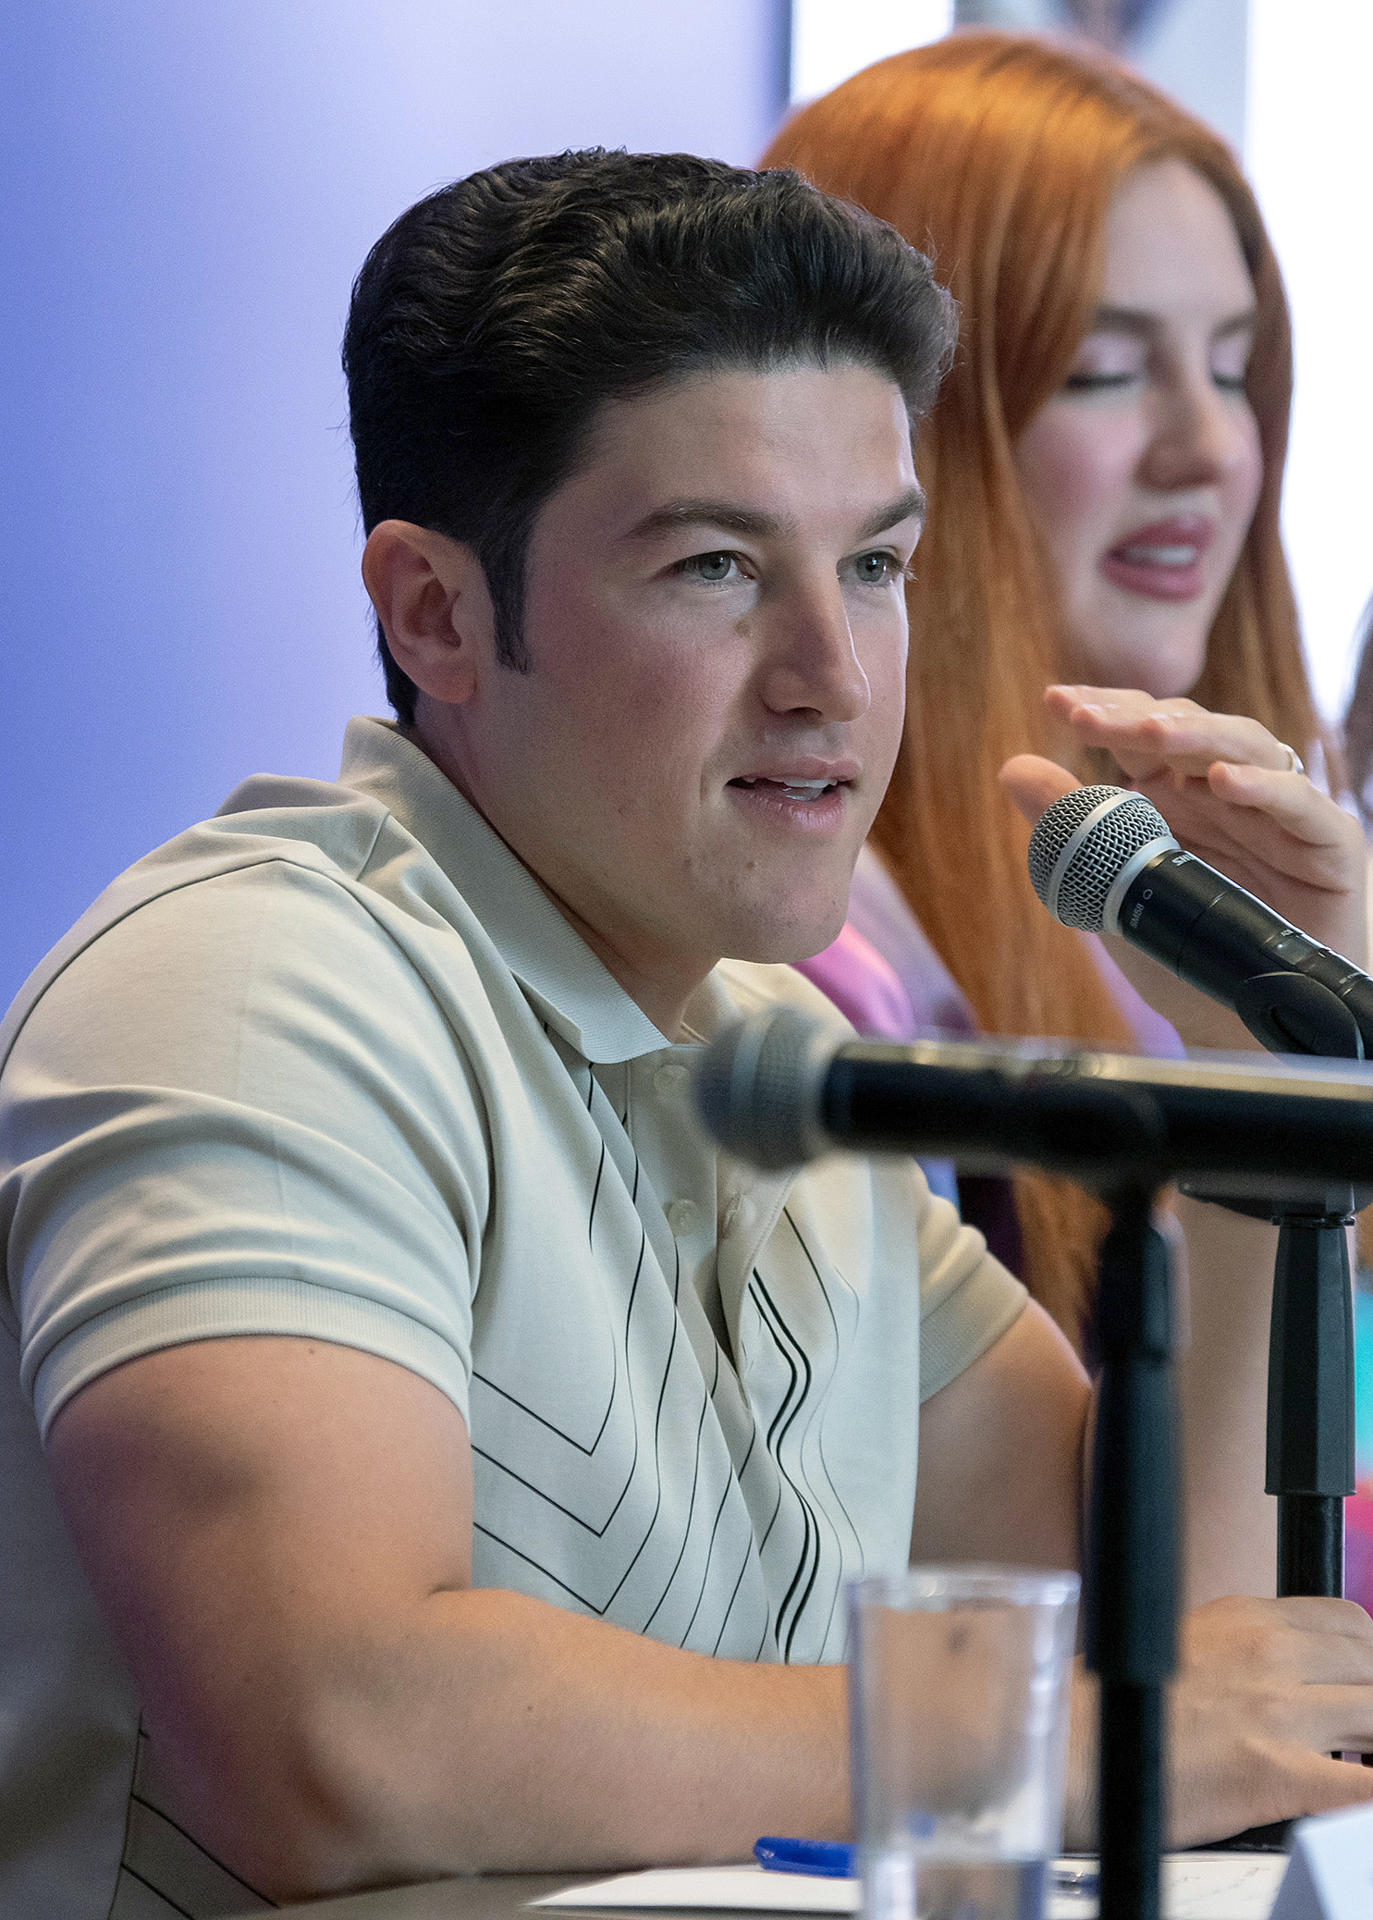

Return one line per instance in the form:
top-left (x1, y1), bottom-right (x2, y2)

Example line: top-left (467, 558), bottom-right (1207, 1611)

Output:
top-left (848, 1565), bottom-right (1080, 1920)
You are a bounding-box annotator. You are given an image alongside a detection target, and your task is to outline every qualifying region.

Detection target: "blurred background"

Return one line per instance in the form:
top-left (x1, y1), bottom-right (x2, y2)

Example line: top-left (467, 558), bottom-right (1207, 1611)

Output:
top-left (2, 0), bottom-right (1369, 1004)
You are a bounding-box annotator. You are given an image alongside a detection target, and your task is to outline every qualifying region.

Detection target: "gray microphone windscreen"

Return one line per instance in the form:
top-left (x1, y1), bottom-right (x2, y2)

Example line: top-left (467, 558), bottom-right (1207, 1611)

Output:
top-left (1026, 785), bottom-right (1175, 932)
top-left (693, 1007), bottom-right (831, 1169)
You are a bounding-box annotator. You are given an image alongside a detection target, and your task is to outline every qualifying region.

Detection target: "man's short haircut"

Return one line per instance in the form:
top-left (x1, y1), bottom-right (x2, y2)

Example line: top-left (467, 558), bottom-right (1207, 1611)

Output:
top-left (343, 148), bottom-right (956, 722)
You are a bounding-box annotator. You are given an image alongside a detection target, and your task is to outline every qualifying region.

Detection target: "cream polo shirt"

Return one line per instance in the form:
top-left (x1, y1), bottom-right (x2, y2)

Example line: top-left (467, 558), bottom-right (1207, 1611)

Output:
top-left (0, 717), bottom-right (1025, 1920)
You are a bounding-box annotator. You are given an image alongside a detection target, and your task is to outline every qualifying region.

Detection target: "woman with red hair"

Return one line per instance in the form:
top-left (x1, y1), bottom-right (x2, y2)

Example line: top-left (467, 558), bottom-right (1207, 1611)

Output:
top-left (764, 31), bottom-right (1333, 1335)
top-left (765, 33), bottom-right (1371, 1607)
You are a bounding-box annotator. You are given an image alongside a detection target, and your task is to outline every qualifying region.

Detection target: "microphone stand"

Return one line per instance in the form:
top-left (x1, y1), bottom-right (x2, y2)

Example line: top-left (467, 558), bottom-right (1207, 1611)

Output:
top-left (1087, 1175), bottom-right (1177, 1920)
top-left (1266, 1189), bottom-right (1358, 1601)
top-left (1180, 973), bottom-right (1368, 1841)
top-left (1186, 971), bottom-right (1366, 1605)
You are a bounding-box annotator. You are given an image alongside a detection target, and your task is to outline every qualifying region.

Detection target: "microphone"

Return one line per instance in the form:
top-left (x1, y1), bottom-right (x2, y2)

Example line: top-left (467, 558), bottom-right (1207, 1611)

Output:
top-left (1026, 784), bottom-right (1373, 1057)
top-left (693, 1007), bottom-right (1373, 1200)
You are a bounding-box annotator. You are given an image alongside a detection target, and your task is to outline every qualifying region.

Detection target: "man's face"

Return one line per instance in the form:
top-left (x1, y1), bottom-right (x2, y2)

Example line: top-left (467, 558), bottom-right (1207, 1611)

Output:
top-left (436, 362), bottom-right (921, 1023)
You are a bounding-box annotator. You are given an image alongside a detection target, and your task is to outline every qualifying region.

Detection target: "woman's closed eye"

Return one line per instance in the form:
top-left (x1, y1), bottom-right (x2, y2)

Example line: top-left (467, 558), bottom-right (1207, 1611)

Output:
top-left (1061, 333), bottom-right (1148, 392)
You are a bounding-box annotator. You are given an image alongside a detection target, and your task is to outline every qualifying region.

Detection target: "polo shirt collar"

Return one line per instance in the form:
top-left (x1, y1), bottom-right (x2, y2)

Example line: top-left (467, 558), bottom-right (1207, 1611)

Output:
top-left (338, 716), bottom-right (728, 1067)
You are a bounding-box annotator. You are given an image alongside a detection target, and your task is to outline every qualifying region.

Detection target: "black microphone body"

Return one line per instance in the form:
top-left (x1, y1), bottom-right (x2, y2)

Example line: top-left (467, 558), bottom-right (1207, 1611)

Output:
top-left (694, 1011), bottom-right (1373, 1202)
top-left (1027, 785), bottom-right (1373, 1057)
top-left (1116, 846), bottom-right (1373, 1047)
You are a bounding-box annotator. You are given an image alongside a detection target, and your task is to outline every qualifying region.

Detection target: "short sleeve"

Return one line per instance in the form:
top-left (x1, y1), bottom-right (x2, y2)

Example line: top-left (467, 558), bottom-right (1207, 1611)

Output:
top-left (0, 861), bottom-right (490, 1439)
top-left (914, 1178), bottom-right (1026, 1402)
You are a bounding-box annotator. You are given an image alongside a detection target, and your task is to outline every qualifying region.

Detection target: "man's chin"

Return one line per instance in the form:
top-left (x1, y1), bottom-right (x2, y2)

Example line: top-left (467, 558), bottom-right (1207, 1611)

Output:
top-left (721, 907), bottom-right (849, 969)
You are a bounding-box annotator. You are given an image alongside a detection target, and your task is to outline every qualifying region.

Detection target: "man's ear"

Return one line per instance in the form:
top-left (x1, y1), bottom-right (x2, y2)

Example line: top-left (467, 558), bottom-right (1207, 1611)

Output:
top-left (361, 521), bottom-right (494, 706)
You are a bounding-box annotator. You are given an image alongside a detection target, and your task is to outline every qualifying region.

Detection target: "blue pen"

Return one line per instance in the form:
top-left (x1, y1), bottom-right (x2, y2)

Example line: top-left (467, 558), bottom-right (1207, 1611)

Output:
top-left (754, 1839), bottom-right (1098, 1896)
top-left (754, 1837), bottom-right (855, 1878)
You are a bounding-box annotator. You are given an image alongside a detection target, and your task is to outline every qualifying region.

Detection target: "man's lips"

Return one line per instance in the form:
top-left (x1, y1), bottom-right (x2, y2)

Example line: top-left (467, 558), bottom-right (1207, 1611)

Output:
top-left (1101, 516), bottom-right (1216, 602)
top-left (729, 756), bottom-right (859, 789)
top-left (726, 768), bottom-right (855, 827)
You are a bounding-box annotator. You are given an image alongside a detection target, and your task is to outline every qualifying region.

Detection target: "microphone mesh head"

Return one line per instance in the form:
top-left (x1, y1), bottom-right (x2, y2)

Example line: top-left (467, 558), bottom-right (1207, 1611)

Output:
top-left (692, 1008), bottom-right (828, 1170)
top-left (1026, 785), bottom-right (1173, 931)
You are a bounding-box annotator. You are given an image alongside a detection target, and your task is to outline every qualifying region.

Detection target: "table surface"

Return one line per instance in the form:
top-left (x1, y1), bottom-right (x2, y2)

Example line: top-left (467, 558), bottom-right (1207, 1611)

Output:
top-left (259, 1872), bottom-right (736, 1920)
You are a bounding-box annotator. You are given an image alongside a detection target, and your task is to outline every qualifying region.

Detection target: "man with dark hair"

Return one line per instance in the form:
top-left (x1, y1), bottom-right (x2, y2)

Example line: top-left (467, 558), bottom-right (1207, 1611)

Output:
top-left (3, 150), bottom-right (1372, 1916)
top-left (342, 151), bottom-right (953, 713)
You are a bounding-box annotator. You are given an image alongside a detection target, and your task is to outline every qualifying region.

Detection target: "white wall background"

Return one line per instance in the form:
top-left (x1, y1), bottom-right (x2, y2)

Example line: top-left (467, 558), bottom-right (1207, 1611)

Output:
top-left (0, 0), bottom-right (786, 1004)
top-left (1246, 0), bottom-right (1373, 721)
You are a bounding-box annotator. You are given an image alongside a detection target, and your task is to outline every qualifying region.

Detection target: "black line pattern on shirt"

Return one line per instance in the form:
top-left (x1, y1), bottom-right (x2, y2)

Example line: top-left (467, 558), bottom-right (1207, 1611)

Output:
top-left (116, 1864), bottom-right (195, 1919)
top-left (471, 1359), bottom-right (618, 1459)
top-left (782, 1206), bottom-right (867, 1651)
top-left (470, 1066), bottom-right (624, 1457)
top-left (732, 1422), bottom-right (758, 1487)
top-left (642, 1343), bottom-right (718, 1633)
top-left (588, 1140), bottom-right (607, 1249)
top-left (474, 1219), bottom-right (648, 1538)
top-left (108, 1723), bottom-right (142, 1920)
top-left (600, 1274), bottom-right (679, 1610)
top-left (681, 1360), bottom-right (739, 1646)
top-left (771, 1465), bottom-right (817, 1662)
top-left (129, 1794), bottom-right (268, 1903)
top-left (712, 1528), bottom-right (764, 1656)
top-left (467, 1047), bottom-right (749, 1648)
top-left (751, 1270), bottom-right (829, 1661)
top-left (476, 1044), bottom-right (622, 1443)
top-left (471, 1520), bottom-right (601, 1607)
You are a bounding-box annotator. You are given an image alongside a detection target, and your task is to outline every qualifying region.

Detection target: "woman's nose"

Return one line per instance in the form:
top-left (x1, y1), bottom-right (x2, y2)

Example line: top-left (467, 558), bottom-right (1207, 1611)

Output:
top-left (1140, 374), bottom-right (1256, 491)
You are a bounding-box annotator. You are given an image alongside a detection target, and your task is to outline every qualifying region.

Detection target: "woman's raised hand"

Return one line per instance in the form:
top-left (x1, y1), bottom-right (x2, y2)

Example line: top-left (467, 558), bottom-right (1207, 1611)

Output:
top-left (999, 684), bottom-right (1369, 1049)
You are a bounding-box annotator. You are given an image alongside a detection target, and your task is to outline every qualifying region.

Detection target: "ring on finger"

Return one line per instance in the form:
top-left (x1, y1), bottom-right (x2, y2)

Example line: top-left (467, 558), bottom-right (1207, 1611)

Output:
top-left (1277, 741), bottom-right (1306, 777)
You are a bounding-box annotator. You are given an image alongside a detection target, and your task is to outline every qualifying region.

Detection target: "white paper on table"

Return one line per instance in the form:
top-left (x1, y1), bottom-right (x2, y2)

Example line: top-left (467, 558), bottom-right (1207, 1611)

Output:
top-left (534, 1853), bottom-right (1287, 1920)
top-left (536, 1867), bottom-right (858, 1914)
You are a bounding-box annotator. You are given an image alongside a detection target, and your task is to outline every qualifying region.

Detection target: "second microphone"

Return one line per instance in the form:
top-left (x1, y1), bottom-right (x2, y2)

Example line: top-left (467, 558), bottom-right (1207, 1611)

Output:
top-left (1026, 784), bottom-right (1373, 1058)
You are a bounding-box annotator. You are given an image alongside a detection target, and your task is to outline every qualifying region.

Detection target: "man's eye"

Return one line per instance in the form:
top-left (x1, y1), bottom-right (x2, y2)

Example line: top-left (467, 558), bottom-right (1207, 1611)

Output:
top-left (853, 551), bottom-right (901, 585)
top-left (680, 551), bottom-right (737, 584)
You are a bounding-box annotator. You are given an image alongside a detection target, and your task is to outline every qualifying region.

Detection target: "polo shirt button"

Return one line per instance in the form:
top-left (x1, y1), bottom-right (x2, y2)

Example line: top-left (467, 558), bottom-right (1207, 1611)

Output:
top-left (666, 1198), bottom-right (699, 1237)
top-left (653, 1061), bottom-right (688, 1096)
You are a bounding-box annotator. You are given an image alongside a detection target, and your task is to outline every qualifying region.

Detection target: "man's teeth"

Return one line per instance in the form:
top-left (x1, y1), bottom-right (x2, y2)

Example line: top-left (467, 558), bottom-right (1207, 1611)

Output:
top-left (1115, 543), bottom-right (1198, 567)
top-left (737, 777), bottom-right (834, 799)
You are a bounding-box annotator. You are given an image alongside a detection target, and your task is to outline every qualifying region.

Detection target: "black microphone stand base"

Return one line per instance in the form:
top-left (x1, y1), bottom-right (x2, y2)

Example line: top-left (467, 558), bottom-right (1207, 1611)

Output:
top-left (1098, 1682), bottom-right (1164, 1920)
top-left (1087, 1180), bottom-right (1177, 1920)
top-left (1278, 1492), bottom-right (1345, 1601)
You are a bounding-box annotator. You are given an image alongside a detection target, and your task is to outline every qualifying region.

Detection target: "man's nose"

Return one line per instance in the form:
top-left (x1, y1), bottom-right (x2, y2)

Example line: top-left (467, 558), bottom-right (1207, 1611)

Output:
top-left (756, 581), bottom-right (872, 722)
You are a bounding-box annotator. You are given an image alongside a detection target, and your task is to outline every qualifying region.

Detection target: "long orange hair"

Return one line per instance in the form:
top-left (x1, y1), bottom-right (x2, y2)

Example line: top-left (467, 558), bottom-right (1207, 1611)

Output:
top-left (764, 32), bottom-right (1324, 1340)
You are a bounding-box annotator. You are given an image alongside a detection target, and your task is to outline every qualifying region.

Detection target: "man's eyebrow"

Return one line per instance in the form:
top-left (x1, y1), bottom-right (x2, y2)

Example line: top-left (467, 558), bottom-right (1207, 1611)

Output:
top-left (625, 486), bottom-right (926, 544)
top-left (857, 485), bottom-right (926, 539)
top-left (626, 500), bottom-right (789, 541)
top-left (1087, 303), bottom-right (1259, 339)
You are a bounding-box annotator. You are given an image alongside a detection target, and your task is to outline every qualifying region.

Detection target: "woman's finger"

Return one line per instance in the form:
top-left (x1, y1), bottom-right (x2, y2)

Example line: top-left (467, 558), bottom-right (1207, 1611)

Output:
top-left (997, 752), bottom-right (1077, 824)
top-left (1046, 684), bottom-right (1298, 779)
top-left (1206, 761), bottom-right (1362, 852)
top-left (1135, 764), bottom-right (1363, 896)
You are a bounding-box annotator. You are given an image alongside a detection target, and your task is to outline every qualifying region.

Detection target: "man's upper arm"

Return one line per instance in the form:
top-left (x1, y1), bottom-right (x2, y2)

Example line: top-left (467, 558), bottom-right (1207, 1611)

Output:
top-left (3, 861), bottom-right (484, 1442)
top-left (45, 1336), bottom-right (474, 1881)
top-left (2, 860), bottom-right (491, 1881)
top-left (911, 1297), bottom-right (1090, 1570)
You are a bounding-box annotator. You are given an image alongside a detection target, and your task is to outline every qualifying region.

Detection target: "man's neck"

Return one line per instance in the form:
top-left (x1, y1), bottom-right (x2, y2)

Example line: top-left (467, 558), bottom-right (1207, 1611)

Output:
top-left (403, 720), bottom-right (710, 1042)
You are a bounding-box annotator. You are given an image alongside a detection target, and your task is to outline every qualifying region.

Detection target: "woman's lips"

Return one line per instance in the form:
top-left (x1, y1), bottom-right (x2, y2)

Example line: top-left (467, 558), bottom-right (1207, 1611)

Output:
top-left (1100, 516), bottom-right (1215, 602)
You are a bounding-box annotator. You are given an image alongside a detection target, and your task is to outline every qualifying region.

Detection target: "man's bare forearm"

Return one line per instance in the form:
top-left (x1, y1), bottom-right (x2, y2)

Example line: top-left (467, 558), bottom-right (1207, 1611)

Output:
top-left (165, 1587), bottom-right (849, 1900)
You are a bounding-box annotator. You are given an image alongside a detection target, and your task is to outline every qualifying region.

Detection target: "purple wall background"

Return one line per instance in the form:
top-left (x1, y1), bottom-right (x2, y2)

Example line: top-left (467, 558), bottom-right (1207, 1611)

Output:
top-left (0, 1), bottom-right (787, 1004)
